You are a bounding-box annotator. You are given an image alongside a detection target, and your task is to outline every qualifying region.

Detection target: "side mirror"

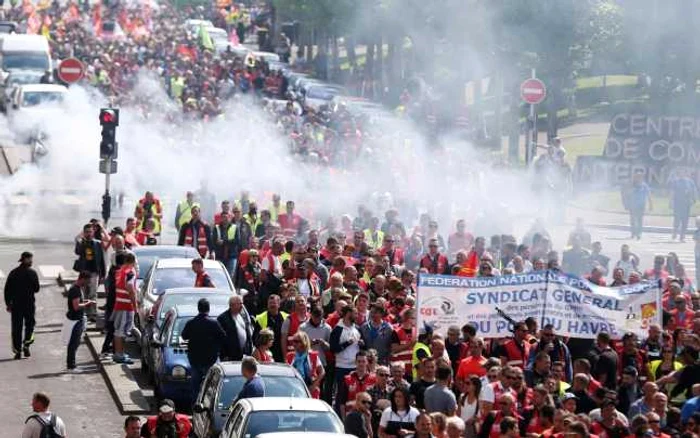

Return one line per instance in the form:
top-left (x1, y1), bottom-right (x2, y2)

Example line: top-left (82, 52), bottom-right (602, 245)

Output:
top-left (193, 402), bottom-right (205, 413)
top-left (238, 288), bottom-right (249, 297)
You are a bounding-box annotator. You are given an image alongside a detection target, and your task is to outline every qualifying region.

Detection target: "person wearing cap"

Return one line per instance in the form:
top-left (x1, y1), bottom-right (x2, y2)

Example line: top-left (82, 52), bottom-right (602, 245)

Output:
top-left (4, 251), bottom-right (40, 360)
top-left (561, 392), bottom-right (578, 414)
top-left (142, 399), bottom-right (192, 438)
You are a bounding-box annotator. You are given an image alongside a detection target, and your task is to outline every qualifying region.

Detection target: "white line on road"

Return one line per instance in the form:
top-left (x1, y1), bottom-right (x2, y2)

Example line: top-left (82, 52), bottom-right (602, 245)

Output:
top-left (0, 269), bottom-right (4, 278)
top-left (38, 265), bottom-right (65, 279)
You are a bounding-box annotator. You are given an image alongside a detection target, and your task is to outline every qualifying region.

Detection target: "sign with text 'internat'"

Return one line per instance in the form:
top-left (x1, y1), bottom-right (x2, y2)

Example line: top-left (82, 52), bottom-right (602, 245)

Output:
top-left (416, 272), bottom-right (660, 340)
top-left (574, 113), bottom-right (700, 188)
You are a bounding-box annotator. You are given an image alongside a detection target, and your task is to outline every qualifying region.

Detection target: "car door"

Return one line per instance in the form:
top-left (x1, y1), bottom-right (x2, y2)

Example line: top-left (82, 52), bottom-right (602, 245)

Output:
top-left (193, 367), bottom-right (218, 437)
top-left (221, 404), bottom-right (244, 438)
top-left (201, 369), bottom-right (221, 436)
top-left (230, 405), bottom-right (247, 438)
top-left (152, 312), bottom-right (173, 381)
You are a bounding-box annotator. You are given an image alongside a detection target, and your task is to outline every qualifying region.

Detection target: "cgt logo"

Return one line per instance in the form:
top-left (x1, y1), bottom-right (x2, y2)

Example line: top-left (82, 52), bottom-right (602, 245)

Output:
top-left (420, 296), bottom-right (456, 317)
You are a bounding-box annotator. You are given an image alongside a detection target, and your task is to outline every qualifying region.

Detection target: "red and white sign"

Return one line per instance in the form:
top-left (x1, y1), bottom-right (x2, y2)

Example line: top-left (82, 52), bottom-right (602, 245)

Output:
top-left (520, 78), bottom-right (547, 105)
top-left (57, 58), bottom-right (85, 84)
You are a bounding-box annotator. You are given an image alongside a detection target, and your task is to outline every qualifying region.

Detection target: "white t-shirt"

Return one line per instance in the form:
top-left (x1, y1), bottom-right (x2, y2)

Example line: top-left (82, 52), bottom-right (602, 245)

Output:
top-left (22, 411), bottom-right (67, 438)
top-left (379, 406), bottom-right (421, 428)
top-left (460, 397), bottom-right (479, 422)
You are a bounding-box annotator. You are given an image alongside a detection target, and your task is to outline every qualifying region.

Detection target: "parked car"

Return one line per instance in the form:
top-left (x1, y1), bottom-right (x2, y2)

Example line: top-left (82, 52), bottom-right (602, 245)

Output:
top-left (148, 303), bottom-right (228, 406)
top-left (137, 257), bottom-right (234, 329)
top-left (192, 362), bottom-right (311, 438)
top-left (132, 245), bottom-right (199, 288)
top-left (256, 433), bottom-right (356, 438)
top-left (140, 288), bottom-right (232, 376)
top-left (219, 398), bottom-right (344, 438)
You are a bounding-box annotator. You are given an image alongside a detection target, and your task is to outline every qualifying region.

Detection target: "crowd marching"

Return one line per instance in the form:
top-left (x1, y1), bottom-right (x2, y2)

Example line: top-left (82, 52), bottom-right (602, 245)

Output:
top-left (3, 0), bottom-right (700, 438)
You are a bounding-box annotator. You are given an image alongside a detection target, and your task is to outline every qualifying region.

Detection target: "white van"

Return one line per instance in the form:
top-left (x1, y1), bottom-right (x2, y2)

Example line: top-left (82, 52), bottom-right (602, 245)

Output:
top-left (0, 34), bottom-right (51, 72)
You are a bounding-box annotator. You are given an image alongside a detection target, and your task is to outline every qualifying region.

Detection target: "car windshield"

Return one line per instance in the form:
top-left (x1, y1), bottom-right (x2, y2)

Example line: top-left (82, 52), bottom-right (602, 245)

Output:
top-left (0, 23), bottom-right (16, 33)
top-left (217, 376), bottom-right (309, 410)
top-left (307, 87), bottom-right (338, 100)
top-left (159, 294), bottom-right (230, 323)
top-left (135, 248), bottom-right (198, 279)
top-left (243, 411), bottom-right (342, 437)
top-left (152, 267), bottom-right (231, 295)
top-left (3, 52), bottom-right (49, 71)
top-left (8, 72), bottom-right (42, 86)
top-left (22, 91), bottom-right (63, 107)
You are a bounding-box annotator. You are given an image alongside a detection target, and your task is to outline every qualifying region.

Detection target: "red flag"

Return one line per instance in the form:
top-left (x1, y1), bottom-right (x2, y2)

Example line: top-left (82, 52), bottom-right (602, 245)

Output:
top-left (456, 250), bottom-right (479, 277)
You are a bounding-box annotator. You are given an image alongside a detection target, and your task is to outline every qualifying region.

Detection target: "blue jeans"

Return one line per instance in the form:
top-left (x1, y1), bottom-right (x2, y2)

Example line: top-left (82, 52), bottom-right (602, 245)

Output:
top-left (223, 258), bottom-right (237, 277)
top-left (673, 205), bottom-right (691, 240)
top-left (630, 208), bottom-right (644, 238)
top-left (67, 318), bottom-right (85, 369)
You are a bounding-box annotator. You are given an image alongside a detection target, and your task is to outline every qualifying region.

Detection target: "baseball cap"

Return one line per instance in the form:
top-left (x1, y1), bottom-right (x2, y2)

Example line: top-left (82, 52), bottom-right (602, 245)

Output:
top-left (19, 251), bottom-right (33, 262)
top-left (159, 399), bottom-right (175, 414)
top-left (561, 393), bottom-right (578, 402)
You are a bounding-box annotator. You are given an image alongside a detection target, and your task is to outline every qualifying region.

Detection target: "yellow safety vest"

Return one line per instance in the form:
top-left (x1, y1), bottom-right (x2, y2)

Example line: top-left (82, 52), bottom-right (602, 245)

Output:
top-left (171, 76), bottom-right (185, 99)
top-left (269, 204), bottom-right (282, 223)
top-left (139, 201), bottom-right (162, 234)
top-left (363, 229), bottom-right (384, 249)
top-left (412, 342), bottom-right (431, 381)
top-left (255, 310), bottom-right (289, 329)
top-left (245, 214), bottom-right (261, 233)
top-left (219, 223), bottom-right (237, 241)
top-left (177, 201), bottom-right (194, 228)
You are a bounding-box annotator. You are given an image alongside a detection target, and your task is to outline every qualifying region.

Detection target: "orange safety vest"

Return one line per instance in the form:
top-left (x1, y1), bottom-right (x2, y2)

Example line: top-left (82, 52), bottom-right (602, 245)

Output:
top-left (114, 265), bottom-right (136, 311)
top-left (390, 326), bottom-right (414, 377)
top-left (344, 371), bottom-right (377, 403)
top-left (420, 253), bottom-right (449, 274)
top-left (286, 313), bottom-right (308, 352)
top-left (285, 350), bottom-right (321, 398)
top-left (502, 339), bottom-right (530, 369)
top-left (183, 222), bottom-right (209, 258)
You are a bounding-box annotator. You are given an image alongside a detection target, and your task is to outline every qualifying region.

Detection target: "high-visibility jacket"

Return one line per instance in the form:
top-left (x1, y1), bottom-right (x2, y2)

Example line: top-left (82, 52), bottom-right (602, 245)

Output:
top-left (183, 222), bottom-right (209, 258)
top-left (244, 214), bottom-right (261, 233)
top-left (114, 265), bottom-right (136, 311)
top-left (255, 310), bottom-right (288, 329)
top-left (390, 326), bottom-right (415, 378)
top-left (285, 312), bottom-right (309, 353)
top-left (269, 203), bottom-right (282, 222)
top-left (137, 197), bottom-right (162, 234)
top-left (343, 371), bottom-right (377, 403)
top-left (278, 213), bottom-right (301, 237)
top-left (502, 339), bottom-right (530, 369)
top-left (363, 229), bottom-right (384, 249)
top-left (412, 341), bottom-right (431, 381)
top-left (285, 350), bottom-right (321, 398)
top-left (170, 76), bottom-right (185, 99)
top-left (379, 247), bottom-right (404, 266)
top-left (420, 253), bottom-right (449, 274)
top-left (177, 201), bottom-right (194, 229)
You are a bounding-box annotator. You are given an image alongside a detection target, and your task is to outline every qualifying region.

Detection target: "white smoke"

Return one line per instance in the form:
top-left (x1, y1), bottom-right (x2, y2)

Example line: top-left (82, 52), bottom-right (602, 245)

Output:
top-left (0, 71), bottom-right (550, 241)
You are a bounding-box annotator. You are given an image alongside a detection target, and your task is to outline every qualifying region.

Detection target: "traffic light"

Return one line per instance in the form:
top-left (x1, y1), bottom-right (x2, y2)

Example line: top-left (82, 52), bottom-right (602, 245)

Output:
top-left (99, 108), bottom-right (119, 159)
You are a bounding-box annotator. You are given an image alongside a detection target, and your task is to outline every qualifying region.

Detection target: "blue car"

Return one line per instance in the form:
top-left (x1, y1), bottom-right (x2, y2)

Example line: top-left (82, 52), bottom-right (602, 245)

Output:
top-left (149, 303), bottom-right (228, 406)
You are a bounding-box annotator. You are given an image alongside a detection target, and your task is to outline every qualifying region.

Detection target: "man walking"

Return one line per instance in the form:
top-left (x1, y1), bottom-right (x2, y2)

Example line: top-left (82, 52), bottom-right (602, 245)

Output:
top-left (22, 392), bottom-right (66, 438)
top-left (234, 356), bottom-right (266, 403)
top-left (669, 169), bottom-right (697, 242)
top-left (112, 253), bottom-right (137, 364)
top-left (623, 172), bottom-right (652, 240)
top-left (178, 205), bottom-right (213, 259)
top-left (74, 223), bottom-right (106, 321)
top-left (218, 295), bottom-right (253, 361)
top-left (4, 251), bottom-right (40, 359)
top-left (182, 298), bottom-right (226, 399)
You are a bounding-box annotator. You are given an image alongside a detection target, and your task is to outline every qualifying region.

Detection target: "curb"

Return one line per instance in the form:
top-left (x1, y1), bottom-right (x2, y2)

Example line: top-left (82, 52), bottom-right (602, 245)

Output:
top-left (0, 235), bottom-right (75, 245)
top-left (84, 332), bottom-right (151, 415)
top-left (586, 223), bottom-right (675, 234)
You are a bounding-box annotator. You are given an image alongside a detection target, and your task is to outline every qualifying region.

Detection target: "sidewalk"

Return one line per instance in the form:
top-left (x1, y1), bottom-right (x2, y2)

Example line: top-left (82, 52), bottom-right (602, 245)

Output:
top-left (567, 204), bottom-right (679, 233)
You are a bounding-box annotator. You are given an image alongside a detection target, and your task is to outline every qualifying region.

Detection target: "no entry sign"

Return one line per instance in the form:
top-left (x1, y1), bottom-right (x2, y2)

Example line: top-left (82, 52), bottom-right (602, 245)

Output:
top-left (58, 58), bottom-right (85, 84)
top-left (520, 78), bottom-right (547, 105)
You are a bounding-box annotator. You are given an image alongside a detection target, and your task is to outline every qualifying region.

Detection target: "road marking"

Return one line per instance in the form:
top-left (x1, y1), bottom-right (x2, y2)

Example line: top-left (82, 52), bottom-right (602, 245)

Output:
top-left (0, 269), bottom-right (4, 278)
top-left (38, 265), bottom-right (65, 279)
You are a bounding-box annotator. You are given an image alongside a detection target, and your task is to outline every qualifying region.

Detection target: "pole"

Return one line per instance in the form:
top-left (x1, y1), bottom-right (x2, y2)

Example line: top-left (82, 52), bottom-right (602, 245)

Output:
top-left (102, 159), bottom-right (112, 224)
top-left (529, 68), bottom-right (537, 165)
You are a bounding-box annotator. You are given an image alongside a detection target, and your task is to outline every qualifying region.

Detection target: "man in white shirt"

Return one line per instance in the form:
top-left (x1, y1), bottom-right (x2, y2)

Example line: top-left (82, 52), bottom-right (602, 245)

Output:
top-left (22, 392), bottom-right (66, 438)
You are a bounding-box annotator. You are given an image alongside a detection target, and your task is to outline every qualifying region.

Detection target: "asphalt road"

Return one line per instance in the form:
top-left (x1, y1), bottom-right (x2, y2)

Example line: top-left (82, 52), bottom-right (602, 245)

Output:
top-left (0, 241), bottom-right (125, 437)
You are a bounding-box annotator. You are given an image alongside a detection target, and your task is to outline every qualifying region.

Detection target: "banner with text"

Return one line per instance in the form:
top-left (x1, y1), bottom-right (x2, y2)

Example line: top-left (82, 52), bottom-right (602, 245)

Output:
top-left (416, 272), bottom-right (661, 340)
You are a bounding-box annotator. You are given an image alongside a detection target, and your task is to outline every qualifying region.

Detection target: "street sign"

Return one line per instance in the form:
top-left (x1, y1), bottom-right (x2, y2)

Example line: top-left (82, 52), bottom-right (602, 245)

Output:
top-left (58, 58), bottom-right (86, 84)
top-left (520, 78), bottom-right (547, 105)
top-left (99, 159), bottom-right (117, 174)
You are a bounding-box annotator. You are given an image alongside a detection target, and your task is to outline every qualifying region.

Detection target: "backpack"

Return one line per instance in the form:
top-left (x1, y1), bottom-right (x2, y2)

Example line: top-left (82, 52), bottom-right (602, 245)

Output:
top-left (25, 413), bottom-right (62, 438)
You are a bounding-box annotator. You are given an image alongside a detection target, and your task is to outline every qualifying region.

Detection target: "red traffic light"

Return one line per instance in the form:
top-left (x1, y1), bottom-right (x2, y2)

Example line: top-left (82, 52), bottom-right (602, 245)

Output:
top-left (99, 108), bottom-right (119, 126)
